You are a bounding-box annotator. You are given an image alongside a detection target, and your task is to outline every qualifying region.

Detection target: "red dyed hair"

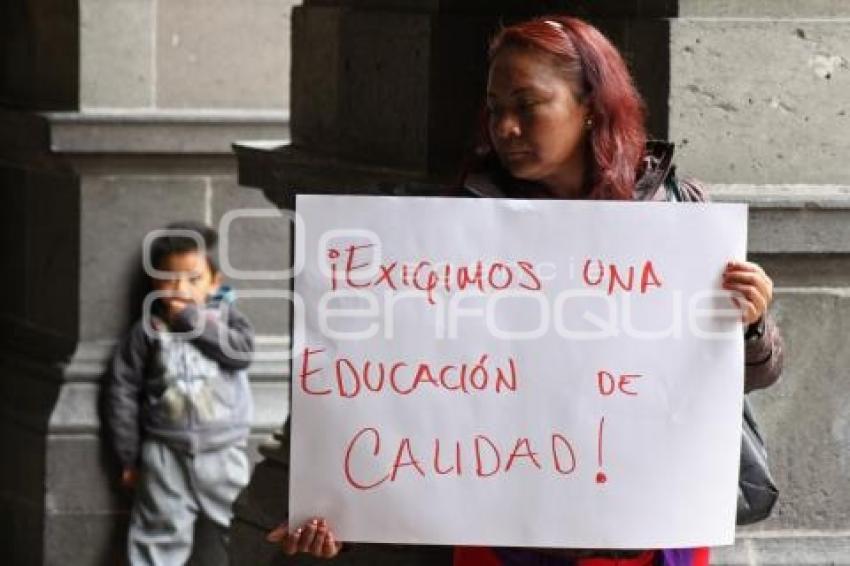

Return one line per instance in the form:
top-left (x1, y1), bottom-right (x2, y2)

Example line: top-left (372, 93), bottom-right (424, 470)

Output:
top-left (485, 16), bottom-right (647, 200)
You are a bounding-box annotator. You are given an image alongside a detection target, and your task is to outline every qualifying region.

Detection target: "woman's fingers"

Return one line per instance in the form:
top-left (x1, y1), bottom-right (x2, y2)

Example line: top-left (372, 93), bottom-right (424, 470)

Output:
top-left (725, 260), bottom-right (762, 273)
top-left (724, 264), bottom-right (771, 289)
top-left (283, 527), bottom-right (301, 555)
top-left (727, 284), bottom-right (765, 324)
top-left (723, 261), bottom-right (773, 324)
top-left (268, 518), bottom-right (342, 558)
top-left (323, 531), bottom-right (343, 558)
top-left (309, 519), bottom-right (328, 555)
top-left (298, 519), bottom-right (319, 553)
top-left (723, 271), bottom-right (772, 301)
top-left (727, 284), bottom-right (767, 320)
top-left (730, 293), bottom-right (761, 325)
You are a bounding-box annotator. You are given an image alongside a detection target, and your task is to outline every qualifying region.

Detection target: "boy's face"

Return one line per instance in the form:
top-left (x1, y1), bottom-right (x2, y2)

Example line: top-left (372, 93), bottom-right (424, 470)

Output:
top-left (152, 250), bottom-right (222, 309)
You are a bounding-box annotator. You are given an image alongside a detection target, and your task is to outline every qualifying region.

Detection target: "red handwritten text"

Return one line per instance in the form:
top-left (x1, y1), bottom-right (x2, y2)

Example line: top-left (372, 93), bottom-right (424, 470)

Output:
top-left (343, 427), bottom-right (578, 490)
top-left (582, 259), bottom-right (663, 295)
top-left (298, 348), bottom-right (519, 398)
top-left (596, 370), bottom-right (642, 397)
top-left (327, 244), bottom-right (543, 304)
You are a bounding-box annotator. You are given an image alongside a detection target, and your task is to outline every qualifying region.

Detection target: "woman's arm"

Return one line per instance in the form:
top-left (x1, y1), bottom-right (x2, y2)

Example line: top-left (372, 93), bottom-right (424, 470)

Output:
top-left (722, 260), bottom-right (784, 392)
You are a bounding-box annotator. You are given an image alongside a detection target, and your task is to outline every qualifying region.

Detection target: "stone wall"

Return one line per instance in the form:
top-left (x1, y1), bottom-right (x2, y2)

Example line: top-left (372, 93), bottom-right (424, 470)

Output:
top-left (670, 3), bottom-right (850, 563)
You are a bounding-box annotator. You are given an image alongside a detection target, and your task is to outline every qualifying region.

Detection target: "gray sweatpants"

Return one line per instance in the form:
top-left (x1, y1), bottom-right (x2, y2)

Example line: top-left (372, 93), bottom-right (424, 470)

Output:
top-left (128, 439), bottom-right (250, 566)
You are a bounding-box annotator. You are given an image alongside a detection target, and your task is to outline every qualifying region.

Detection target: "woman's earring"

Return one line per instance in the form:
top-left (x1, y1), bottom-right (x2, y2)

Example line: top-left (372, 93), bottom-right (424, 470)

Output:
top-left (585, 118), bottom-right (594, 130)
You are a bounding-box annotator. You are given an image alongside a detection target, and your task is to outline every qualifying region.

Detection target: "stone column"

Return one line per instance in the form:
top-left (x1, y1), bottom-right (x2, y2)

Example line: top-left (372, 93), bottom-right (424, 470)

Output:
top-left (0, 1), bottom-right (299, 564)
top-left (237, 0), bottom-right (676, 202)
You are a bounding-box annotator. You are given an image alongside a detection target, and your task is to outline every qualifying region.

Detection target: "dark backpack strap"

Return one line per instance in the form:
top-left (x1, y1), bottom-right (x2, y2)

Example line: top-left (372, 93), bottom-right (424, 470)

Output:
top-left (662, 166), bottom-right (709, 203)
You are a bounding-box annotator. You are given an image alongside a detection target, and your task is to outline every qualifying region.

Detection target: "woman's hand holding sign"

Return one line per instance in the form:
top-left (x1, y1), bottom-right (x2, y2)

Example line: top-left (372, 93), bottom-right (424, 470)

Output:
top-left (723, 260), bottom-right (774, 326)
top-left (267, 518), bottom-right (343, 559)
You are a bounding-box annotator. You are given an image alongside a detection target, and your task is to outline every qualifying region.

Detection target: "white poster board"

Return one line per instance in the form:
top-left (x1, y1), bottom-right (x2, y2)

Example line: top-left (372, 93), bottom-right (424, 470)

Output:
top-left (289, 194), bottom-right (747, 549)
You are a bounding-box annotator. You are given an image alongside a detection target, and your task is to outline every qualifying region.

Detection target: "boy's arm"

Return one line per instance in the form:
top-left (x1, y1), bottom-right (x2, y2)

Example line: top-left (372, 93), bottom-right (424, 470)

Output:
top-left (171, 304), bottom-right (255, 370)
top-left (106, 322), bottom-right (149, 469)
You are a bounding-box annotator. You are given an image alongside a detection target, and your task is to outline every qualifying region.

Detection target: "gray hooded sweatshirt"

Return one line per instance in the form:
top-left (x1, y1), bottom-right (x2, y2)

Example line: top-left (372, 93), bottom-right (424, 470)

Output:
top-left (106, 297), bottom-right (254, 467)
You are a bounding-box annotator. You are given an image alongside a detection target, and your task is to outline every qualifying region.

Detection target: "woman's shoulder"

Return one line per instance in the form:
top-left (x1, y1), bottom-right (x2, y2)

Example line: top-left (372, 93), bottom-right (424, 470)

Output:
top-left (460, 141), bottom-right (711, 202)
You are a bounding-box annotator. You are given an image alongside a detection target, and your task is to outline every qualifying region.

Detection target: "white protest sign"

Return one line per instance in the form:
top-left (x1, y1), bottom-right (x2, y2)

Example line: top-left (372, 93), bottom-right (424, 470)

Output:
top-left (289, 194), bottom-right (747, 549)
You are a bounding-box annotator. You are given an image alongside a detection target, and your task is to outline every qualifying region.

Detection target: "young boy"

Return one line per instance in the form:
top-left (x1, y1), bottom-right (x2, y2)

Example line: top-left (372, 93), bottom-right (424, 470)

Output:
top-left (106, 221), bottom-right (254, 565)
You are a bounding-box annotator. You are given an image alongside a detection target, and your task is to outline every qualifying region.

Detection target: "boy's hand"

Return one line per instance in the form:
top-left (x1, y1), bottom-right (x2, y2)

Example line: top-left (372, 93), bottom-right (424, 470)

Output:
top-left (121, 467), bottom-right (139, 489)
top-left (266, 519), bottom-right (342, 558)
top-left (163, 296), bottom-right (192, 321)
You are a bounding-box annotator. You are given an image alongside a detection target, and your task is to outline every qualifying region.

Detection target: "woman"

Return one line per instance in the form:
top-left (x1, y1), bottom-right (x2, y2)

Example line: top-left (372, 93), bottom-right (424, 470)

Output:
top-left (268, 15), bottom-right (784, 565)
